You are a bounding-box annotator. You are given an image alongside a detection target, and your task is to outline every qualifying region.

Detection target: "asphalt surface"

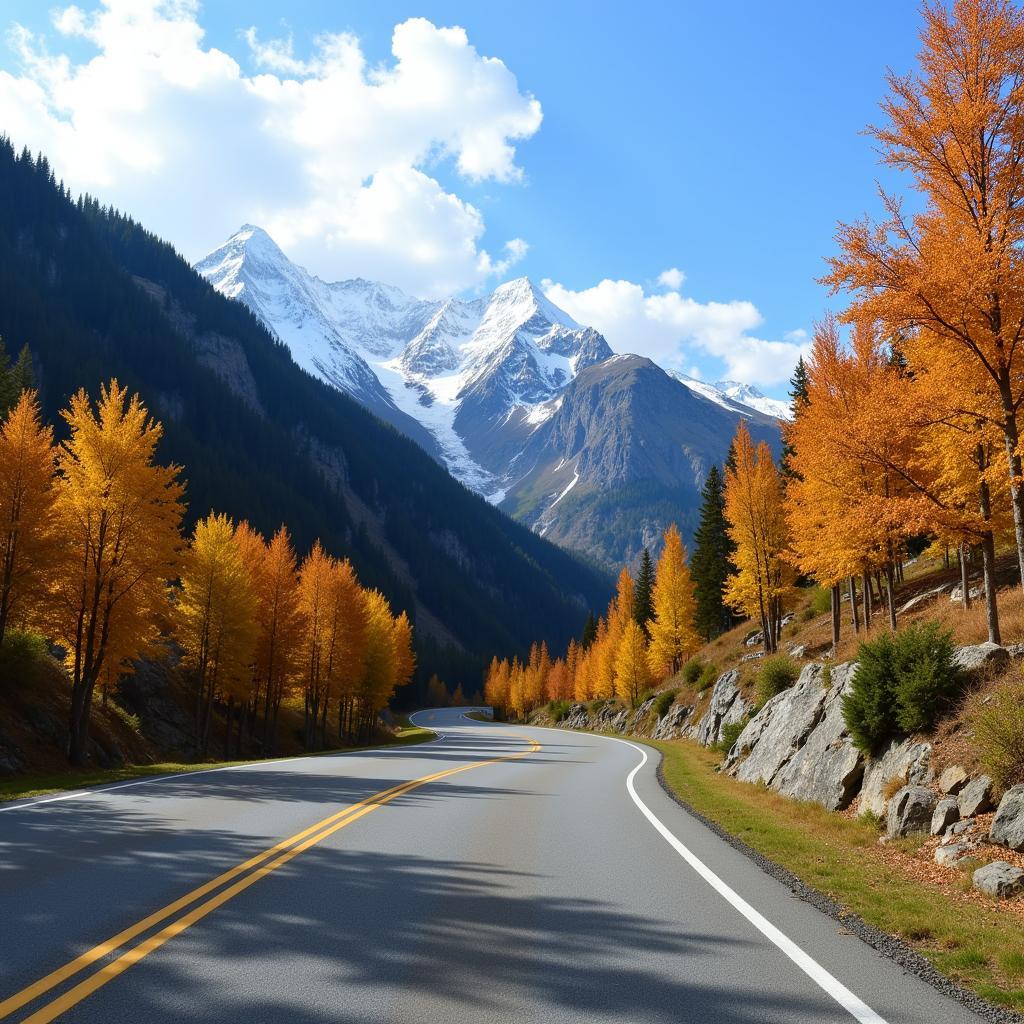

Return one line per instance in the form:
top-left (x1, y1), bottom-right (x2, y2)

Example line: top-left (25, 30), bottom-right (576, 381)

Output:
top-left (0, 708), bottom-right (993, 1023)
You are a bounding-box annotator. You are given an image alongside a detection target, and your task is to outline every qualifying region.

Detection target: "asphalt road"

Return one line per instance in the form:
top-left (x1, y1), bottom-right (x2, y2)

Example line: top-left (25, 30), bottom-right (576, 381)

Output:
top-left (0, 708), bottom-right (992, 1024)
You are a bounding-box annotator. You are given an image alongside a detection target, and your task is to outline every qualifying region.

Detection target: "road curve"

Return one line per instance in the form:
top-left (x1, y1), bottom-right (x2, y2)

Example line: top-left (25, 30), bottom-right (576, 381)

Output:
top-left (0, 708), bottom-right (989, 1023)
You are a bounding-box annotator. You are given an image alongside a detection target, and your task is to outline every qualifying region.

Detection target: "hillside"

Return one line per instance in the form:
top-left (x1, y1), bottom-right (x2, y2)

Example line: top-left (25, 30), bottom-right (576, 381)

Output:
top-left (0, 141), bottom-right (612, 689)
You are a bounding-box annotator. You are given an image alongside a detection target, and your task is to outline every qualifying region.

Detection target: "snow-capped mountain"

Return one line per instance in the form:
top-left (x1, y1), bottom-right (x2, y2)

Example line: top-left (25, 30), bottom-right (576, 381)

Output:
top-left (198, 225), bottom-right (783, 565)
top-left (668, 371), bottom-right (792, 421)
top-left (197, 226), bottom-right (610, 499)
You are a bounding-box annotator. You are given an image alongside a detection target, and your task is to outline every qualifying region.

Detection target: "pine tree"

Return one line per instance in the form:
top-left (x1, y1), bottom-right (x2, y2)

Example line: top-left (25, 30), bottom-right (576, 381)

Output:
top-left (11, 346), bottom-right (33, 396)
top-left (690, 465), bottom-right (733, 641)
top-left (581, 611), bottom-right (598, 649)
top-left (780, 356), bottom-right (809, 479)
top-left (633, 548), bottom-right (655, 634)
top-left (646, 524), bottom-right (699, 678)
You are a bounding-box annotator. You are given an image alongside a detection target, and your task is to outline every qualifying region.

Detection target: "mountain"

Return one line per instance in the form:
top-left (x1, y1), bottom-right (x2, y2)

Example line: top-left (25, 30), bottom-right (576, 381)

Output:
top-left (667, 371), bottom-right (793, 421)
top-left (198, 228), bottom-right (612, 499)
top-left (502, 356), bottom-right (782, 565)
top-left (0, 141), bottom-right (613, 690)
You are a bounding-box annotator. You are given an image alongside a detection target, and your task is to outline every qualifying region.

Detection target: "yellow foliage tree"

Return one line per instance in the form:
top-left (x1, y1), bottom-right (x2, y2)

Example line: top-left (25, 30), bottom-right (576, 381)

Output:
top-left (646, 524), bottom-right (699, 677)
top-left (51, 381), bottom-right (184, 764)
top-left (614, 618), bottom-right (651, 706)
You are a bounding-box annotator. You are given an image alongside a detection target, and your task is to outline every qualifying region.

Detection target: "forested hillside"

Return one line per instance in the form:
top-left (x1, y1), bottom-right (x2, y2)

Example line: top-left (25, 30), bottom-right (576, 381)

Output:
top-left (0, 139), bottom-right (612, 691)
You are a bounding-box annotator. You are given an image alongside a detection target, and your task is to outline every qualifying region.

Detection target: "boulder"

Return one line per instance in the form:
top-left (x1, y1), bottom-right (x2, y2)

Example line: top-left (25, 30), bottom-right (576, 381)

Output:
top-left (859, 739), bottom-right (933, 817)
top-left (887, 785), bottom-right (937, 838)
top-left (949, 584), bottom-right (983, 604)
top-left (950, 643), bottom-right (1009, 675)
top-left (730, 663), bottom-right (830, 786)
top-left (958, 775), bottom-right (995, 817)
top-left (938, 765), bottom-right (969, 795)
top-left (652, 702), bottom-right (692, 740)
top-left (931, 797), bottom-right (960, 836)
top-left (972, 861), bottom-right (1024, 898)
top-left (690, 670), bottom-right (751, 748)
top-left (740, 651), bottom-right (764, 663)
top-left (743, 630), bottom-right (764, 647)
top-left (1006, 642), bottom-right (1024, 660)
top-left (990, 784), bottom-right (1024, 852)
top-left (949, 818), bottom-right (975, 836)
top-left (786, 644), bottom-right (808, 659)
top-left (771, 662), bottom-right (864, 811)
top-left (934, 841), bottom-right (977, 867)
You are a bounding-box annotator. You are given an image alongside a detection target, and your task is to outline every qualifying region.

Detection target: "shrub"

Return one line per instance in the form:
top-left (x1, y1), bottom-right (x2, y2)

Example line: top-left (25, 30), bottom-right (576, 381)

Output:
top-left (809, 586), bottom-right (833, 616)
top-left (756, 654), bottom-right (799, 708)
top-left (843, 621), bottom-right (959, 755)
top-left (635, 688), bottom-right (656, 709)
top-left (821, 661), bottom-right (832, 690)
top-left (974, 679), bottom-right (1024, 789)
top-left (697, 664), bottom-right (718, 691)
top-left (652, 689), bottom-right (678, 719)
top-left (716, 719), bottom-right (747, 754)
top-left (681, 659), bottom-right (704, 686)
top-left (108, 700), bottom-right (142, 734)
top-left (546, 699), bottom-right (574, 723)
top-left (0, 630), bottom-right (50, 689)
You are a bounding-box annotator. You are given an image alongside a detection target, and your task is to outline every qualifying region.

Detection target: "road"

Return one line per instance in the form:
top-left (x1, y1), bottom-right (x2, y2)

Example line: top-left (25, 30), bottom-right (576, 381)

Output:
top-left (0, 708), bottom-right (990, 1024)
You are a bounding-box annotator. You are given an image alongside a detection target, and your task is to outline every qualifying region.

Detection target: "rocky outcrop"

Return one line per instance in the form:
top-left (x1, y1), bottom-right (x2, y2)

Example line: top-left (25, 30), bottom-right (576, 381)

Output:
top-left (990, 785), bottom-right (1024, 852)
top-left (859, 739), bottom-right (933, 818)
top-left (887, 785), bottom-right (937, 838)
top-left (951, 642), bottom-right (1009, 675)
top-left (973, 861), bottom-right (1024, 898)
top-left (958, 774), bottom-right (995, 817)
top-left (689, 670), bottom-right (750, 747)
top-left (652, 702), bottom-right (693, 740)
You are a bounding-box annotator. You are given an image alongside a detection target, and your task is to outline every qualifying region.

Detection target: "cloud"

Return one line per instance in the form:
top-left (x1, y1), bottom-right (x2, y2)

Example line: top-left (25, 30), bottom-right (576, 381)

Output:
top-left (542, 276), bottom-right (808, 388)
top-left (657, 267), bottom-right (685, 290)
top-left (0, 2), bottom-right (542, 297)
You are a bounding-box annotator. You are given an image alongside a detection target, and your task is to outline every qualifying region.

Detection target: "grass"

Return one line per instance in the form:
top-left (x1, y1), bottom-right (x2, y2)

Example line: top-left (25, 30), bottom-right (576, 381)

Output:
top-left (647, 736), bottom-right (1024, 1009)
top-left (0, 723), bottom-right (437, 804)
top-left (464, 710), bottom-right (494, 722)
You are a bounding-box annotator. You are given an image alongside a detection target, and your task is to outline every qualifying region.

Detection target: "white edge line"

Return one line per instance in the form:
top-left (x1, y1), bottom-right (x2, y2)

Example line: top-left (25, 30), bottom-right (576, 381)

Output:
top-left (459, 712), bottom-right (887, 1024)
top-left (1, 717), bottom-right (446, 814)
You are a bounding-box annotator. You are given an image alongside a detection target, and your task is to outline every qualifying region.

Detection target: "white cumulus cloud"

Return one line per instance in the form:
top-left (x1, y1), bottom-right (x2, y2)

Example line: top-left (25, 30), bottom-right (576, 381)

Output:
top-left (542, 276), bottom-right (808, 389)
top-left (657, 267), bottom-right (685, 290)
top-left (0, 2), bottom-right (542, 297)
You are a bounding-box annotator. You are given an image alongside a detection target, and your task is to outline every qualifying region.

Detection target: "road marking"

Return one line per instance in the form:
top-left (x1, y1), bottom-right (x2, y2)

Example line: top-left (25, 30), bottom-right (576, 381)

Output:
top-left (465, 716), bottom-right (888, 1024)
top-left (2, 730), bottom-right (539, 1023)
top-left (613, 736), bottom-right (888, 1024)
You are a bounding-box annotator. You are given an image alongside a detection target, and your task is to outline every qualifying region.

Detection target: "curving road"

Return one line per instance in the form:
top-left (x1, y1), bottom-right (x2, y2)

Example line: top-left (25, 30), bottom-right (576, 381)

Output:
top-left (0, 708), bottom-right (988, 1023)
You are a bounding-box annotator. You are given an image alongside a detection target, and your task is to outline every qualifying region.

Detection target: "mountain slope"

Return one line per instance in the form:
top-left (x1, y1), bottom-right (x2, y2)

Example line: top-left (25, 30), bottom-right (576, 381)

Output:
top-left (0, 142), bottom-right (612, 687)
top-left (501, 356), bottom-right (783, 565)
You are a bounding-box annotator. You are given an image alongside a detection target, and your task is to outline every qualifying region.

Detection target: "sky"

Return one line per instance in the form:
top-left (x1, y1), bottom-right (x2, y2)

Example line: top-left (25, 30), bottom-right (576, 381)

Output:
top-left (0, 0), bottom-right (925, 396)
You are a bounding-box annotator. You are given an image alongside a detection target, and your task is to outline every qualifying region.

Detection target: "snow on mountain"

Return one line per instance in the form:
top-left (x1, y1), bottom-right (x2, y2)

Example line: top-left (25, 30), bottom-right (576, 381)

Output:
top-left (197, 226), bottom-right (610, 501)
top-left (668, 371), bottom-right (791, 421)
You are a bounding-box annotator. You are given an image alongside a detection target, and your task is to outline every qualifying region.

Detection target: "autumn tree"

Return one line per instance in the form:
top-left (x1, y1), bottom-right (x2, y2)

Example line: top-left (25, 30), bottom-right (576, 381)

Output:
top-left (646, 524), bottom-right (699, 677)
top-left (51, 381), bottom-right (184, 764)
top-left (825, 0), bottom-right (1024, 590)
top-left (614, 619), bottom-right (651, 706)
top-left (723, 423), bottom-right (794, 653)
top-left (176, 513), bottom-right (258, 756)
top-left (0, 391), bottom-right (58, 649)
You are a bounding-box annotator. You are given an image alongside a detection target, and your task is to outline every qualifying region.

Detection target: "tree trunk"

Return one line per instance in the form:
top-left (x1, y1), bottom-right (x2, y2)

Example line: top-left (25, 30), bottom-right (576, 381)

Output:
top-left (884, 562), bottom-right (897, 631)
top-left (849, 576), bottom-right (860, 633)
top-left (1000, 405), bottom-right (1024, 590)
top-left (978, 460), bottom-right (1001, 644)
top-left (830, 585), bottom-right (841, 650)
top-left (861, 569), bottom-right (872, 630)
top-left (960, 544), bottom-right (971, 611)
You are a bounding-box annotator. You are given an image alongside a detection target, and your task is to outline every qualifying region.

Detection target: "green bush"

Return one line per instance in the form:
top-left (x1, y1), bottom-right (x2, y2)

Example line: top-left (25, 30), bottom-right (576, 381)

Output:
top-left (108, 699), bottom-right (142, 734)
top-left (716, 719), bottom-right (747, 754)
top-left (842, 621), bottom-right (959, 755)
top-left (652, 689), bottom-right (679, 718)
top-left (546, 699), bottom-right (574, 723)
top-left (697, 664), bottom-right (718, 691)
top-left (973, 680), bottom-right (1024, 789)
top-left (809, 586), bottom-right (833, 616)
top-left (821, 661), bottom-right (833, 690)
top-left (756, 654), bottom-right (799, 708)
top-left (681, 659), bottom-right (705, 686)
top-left (0, 630), bottom-right (50, 688)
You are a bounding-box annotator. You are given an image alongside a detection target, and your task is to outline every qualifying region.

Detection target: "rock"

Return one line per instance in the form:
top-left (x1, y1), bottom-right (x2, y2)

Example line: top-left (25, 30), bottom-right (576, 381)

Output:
top-left (690, 670), bottom-right (752, 747)
top-left (1006, 642), bottom-right (1024, 660)
top-left (950, 643), bottom-right (1009, 675)
top-left (958, 775), bottom-right (995, 817)
top-left (949, 818), bottom-right (976, 836)
top-left (786, 644), bottom-right (808, 659)
top-left (859, 739), bottom-right (934, 817)
top-left (730, 663), bottom-right (830, 786)
top-left (886, 785), bottom-right (937, 838)
top-left (740, 651), bottom-right (764, 663)
top-left (972, 861), bottom-right (1024, 898)
top-left (652, 702), bottom-right (692, 740)
top-left (950, 584), bottom-right (983, 603)
top-left (990, 784), bottom-right (1024, 852)
top-left (931, 797), bottom-right (960, 835)
top-left (771, 662), bottom-right (864, 811)
top-left (938, 765), bottom-right (969, 795)
top-left (780, 614), bottom-right (795, 627)
top-left (743, 629), bottom-right (764, 647)
top-left (935, 841), bottom-right (977, 867)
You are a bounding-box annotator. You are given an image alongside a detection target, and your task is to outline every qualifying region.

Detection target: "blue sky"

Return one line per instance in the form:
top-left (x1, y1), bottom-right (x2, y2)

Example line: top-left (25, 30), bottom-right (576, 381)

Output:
top-left (0, 1), bottom-right (923, 396)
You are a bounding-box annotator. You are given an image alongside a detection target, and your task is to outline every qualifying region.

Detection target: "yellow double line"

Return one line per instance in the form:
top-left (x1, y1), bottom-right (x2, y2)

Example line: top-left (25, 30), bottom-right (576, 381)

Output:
top-left (2, 733), bottom-right (540, 1023)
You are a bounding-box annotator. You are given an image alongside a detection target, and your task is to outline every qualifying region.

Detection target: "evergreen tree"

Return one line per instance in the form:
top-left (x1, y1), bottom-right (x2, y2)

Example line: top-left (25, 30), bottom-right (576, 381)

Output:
top-left (581, 611), bottom-right (598, 649)
top-left (633, 548), bottom-right (655, 634)
top-left (11, 345), bottom-right (33, 395)
top-left (691, 465), bottom-right (734, 641)
top-left (781, 356), bottom-right (809, 479)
